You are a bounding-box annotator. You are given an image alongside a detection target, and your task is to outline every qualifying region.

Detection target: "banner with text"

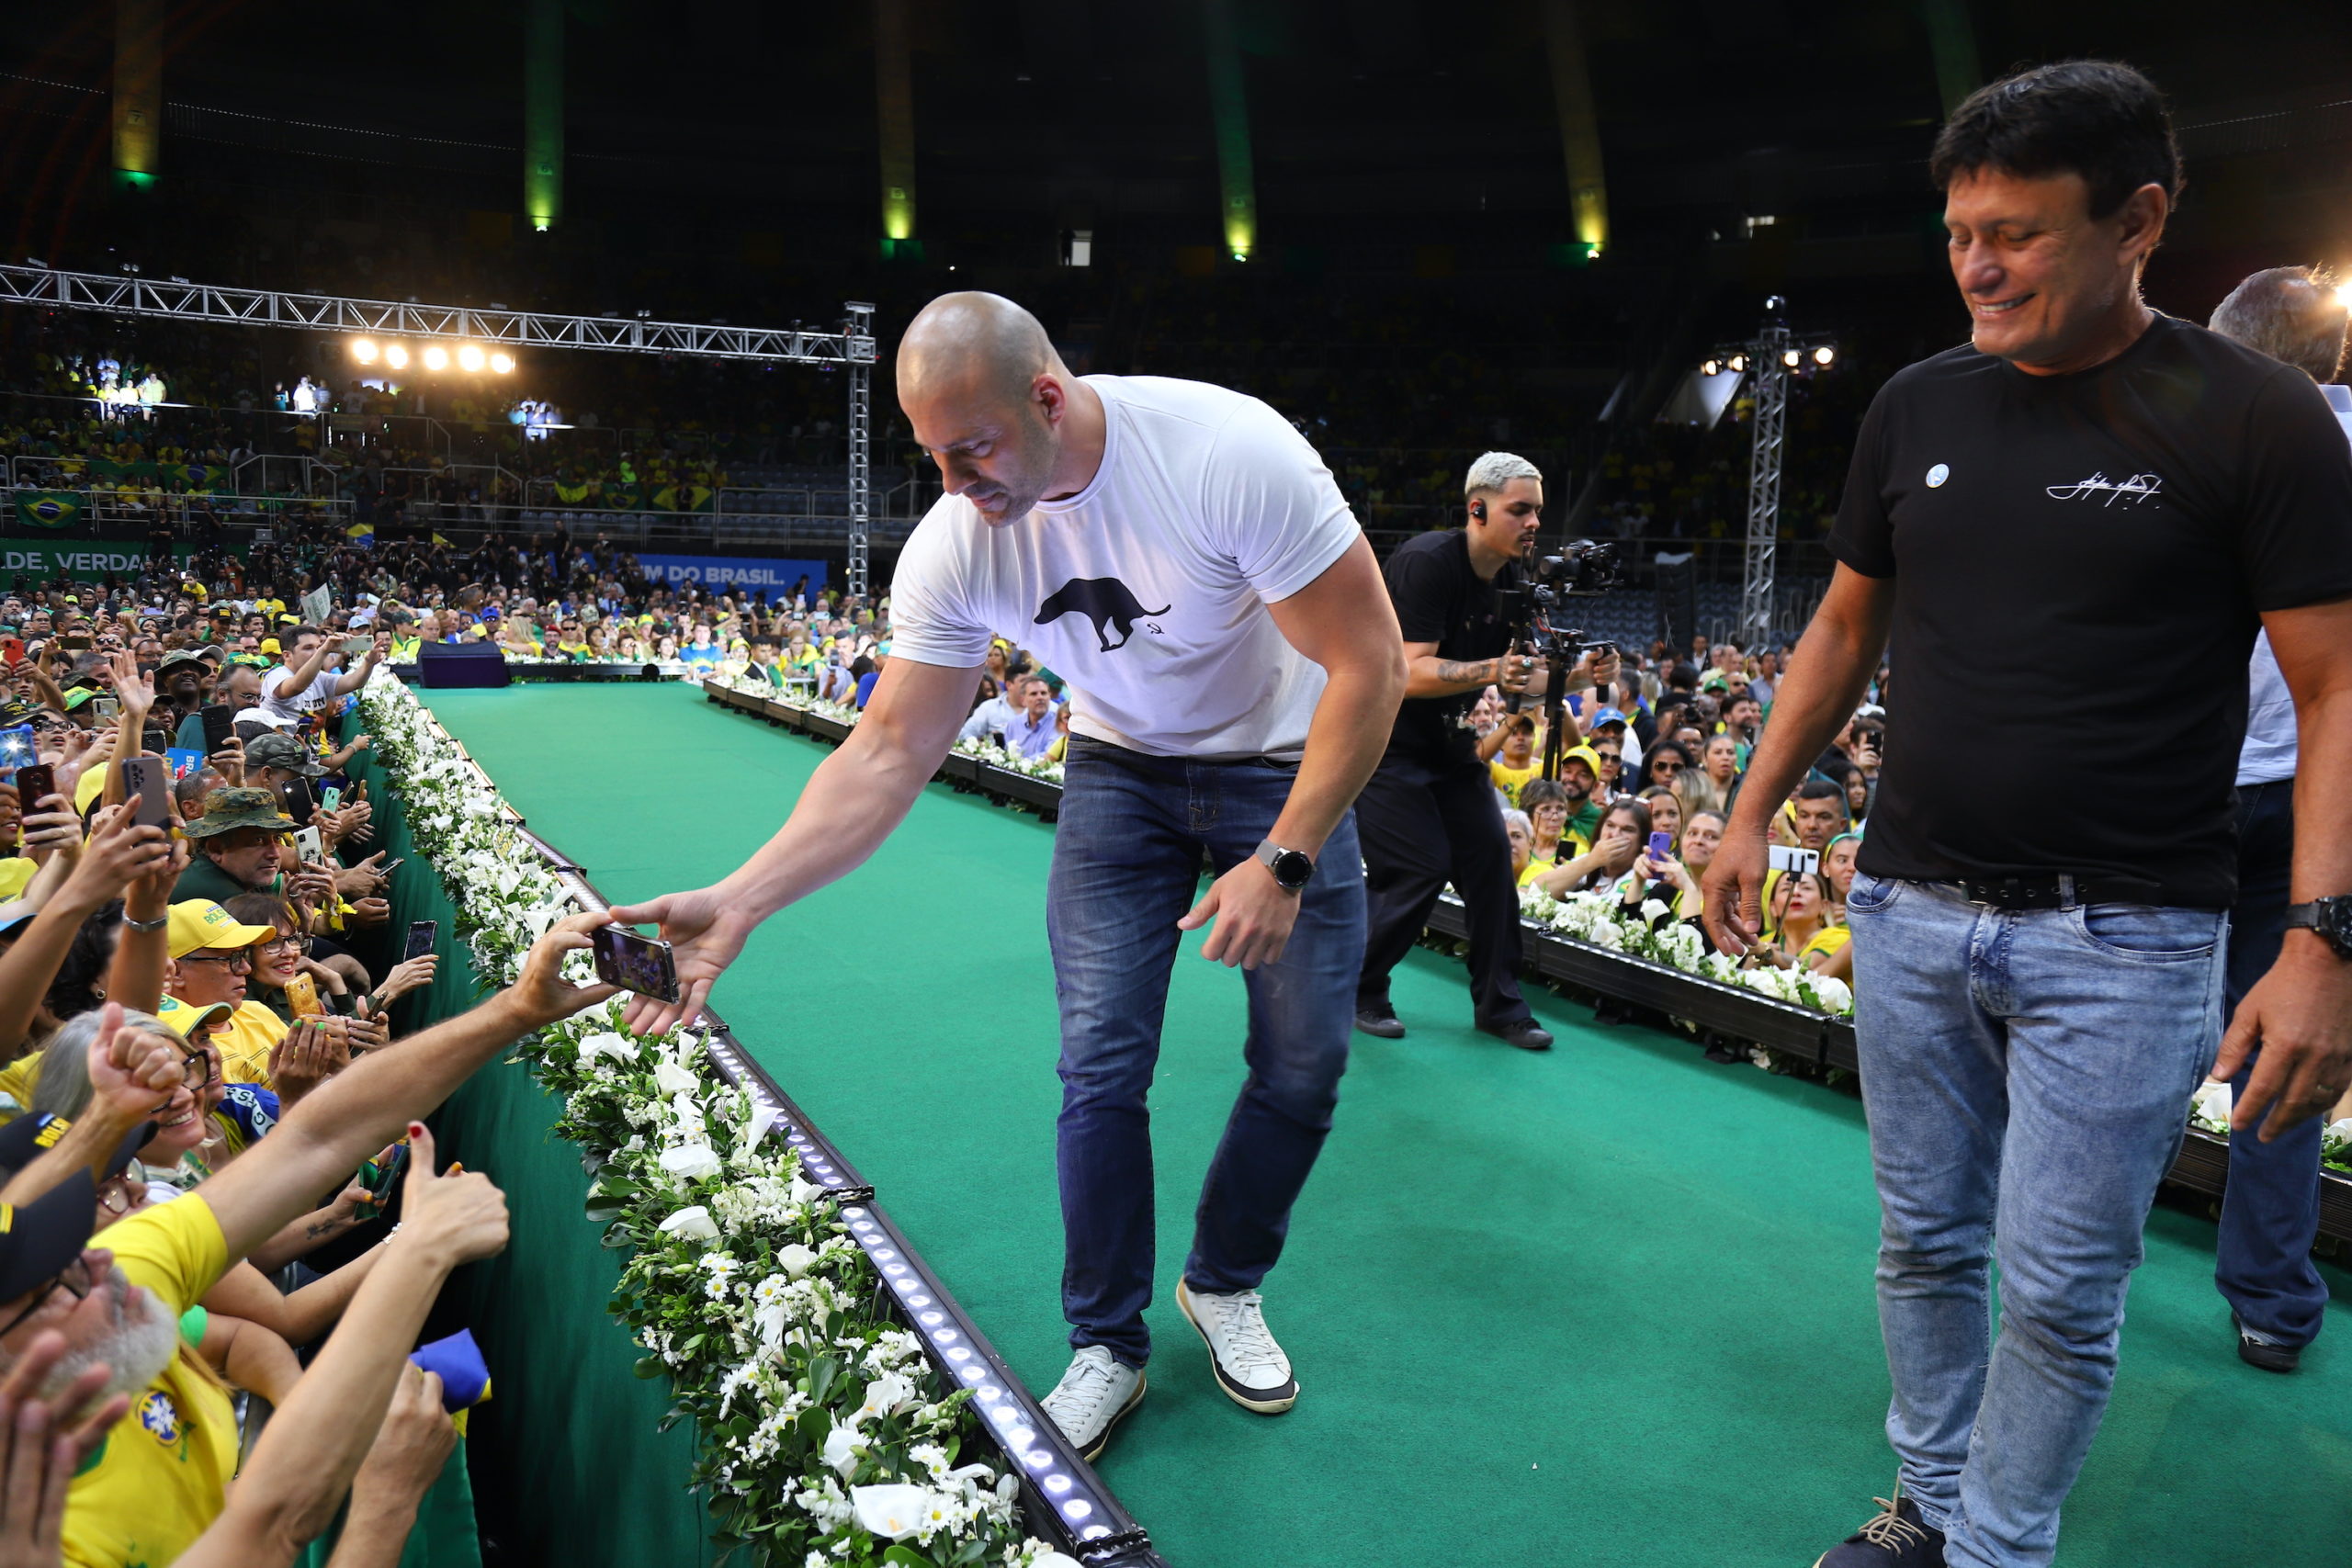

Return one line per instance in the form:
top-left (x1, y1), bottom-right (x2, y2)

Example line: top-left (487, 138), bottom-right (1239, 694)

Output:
top-left (636, 555), bottom-right (828, 595)
top-left (0, 537), bottom-right (196, 582)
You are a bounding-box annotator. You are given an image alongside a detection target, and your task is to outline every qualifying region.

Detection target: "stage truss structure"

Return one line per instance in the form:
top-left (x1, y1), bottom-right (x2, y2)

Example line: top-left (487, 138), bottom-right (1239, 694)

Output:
top-left (1702, 296), bottom-right (1833, 649)
top-left (0, 264), bottom-right (882, 598)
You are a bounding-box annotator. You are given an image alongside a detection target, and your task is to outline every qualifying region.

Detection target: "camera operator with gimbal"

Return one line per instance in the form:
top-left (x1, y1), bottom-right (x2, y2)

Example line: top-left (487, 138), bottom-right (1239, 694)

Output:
top-left (1353, 452), bottom-right (1618, 1052)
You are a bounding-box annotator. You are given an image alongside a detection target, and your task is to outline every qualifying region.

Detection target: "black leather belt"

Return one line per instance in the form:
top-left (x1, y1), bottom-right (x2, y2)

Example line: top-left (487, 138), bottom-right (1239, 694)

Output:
top-left (1939, 874), bottom-right (2168, 911)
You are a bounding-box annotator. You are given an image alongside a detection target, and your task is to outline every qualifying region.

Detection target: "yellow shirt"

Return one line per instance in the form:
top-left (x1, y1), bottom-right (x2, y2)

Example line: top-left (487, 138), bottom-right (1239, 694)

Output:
top-left (0, 1052), bottom-right (40, 1121)
top-left (158, 996), bottom-right (285, 1085)
top-left (1489, 758), bottom-right (1541, 808)
top-left (0, 858), bottom-right (32, 901)
top-left (63, 1197), bottom-right (237, 1568)
top-left (1799, 924), bottom-right (1853, 967)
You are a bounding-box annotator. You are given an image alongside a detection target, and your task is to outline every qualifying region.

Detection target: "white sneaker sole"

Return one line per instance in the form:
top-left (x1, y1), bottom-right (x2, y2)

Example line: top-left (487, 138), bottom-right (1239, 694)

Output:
top-left (1176, 1280), bottom-right (1298, 1415)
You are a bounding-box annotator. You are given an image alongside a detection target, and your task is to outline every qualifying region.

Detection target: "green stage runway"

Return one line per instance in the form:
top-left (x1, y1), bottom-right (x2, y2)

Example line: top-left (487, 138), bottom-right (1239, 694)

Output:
top-left (424, 683), bottom-right (2351, 1567)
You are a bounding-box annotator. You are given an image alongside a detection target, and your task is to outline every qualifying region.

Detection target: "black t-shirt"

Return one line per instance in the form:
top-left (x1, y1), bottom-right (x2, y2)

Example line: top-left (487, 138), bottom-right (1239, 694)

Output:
top-left (1828, 314), bottom-right (2352, 907)
top-left (1384, 529), bottom-right (1522, 765)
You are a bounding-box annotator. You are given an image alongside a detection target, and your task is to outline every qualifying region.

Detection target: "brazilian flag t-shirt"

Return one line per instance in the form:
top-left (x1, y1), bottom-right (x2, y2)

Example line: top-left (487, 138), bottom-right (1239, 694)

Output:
top-left (62, 1196), bottom-right (237, 1568)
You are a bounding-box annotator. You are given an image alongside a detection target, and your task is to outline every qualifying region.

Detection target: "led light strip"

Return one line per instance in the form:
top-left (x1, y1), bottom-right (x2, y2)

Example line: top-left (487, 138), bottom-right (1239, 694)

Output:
top-left (401, 707), bottom-right (1162, 1565)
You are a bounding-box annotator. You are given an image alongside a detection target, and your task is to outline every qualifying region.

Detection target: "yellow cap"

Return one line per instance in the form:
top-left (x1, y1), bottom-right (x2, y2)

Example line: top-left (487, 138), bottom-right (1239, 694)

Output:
top-left (156, 995), bottom-right (235, 1037)
top-left (165, 900), bottom-right (279, 960)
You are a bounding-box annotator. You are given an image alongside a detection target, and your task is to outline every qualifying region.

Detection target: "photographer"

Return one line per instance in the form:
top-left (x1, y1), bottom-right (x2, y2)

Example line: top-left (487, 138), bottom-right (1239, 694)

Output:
top-left (1353, 453), bottom-right (1613, 1053)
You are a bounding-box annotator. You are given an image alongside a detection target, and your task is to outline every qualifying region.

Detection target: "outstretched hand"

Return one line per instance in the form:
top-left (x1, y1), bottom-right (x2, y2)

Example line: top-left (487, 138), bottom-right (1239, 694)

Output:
top-left (508, 909), bottom-right (622, 1030)
top-left (604, 889), bottom-right (749, 1036)
top-left (1700, 824), bottom-right (1769, 957)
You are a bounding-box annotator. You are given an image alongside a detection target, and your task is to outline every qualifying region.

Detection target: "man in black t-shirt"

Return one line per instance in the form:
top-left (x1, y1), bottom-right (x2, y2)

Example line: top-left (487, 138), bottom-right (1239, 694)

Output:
top-left (1353, 453), bottom-right (1611, 1052)
top-left (1703, 64), bottom-right (2352, 1568)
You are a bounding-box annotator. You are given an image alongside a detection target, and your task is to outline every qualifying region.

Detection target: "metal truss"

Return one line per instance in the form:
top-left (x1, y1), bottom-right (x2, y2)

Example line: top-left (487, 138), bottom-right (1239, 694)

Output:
top-left (845, 302), bottom-right (875, 602)
top-left (0, 264), bottom-right (879, 367)
top-left (1739, 317), bottom-right (1789, 649)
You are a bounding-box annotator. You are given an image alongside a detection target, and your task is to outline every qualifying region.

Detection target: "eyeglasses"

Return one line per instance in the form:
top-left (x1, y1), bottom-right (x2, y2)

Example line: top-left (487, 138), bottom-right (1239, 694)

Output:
top-left (180, 1048), bottom-right (218, 1090)
top-left (0, 1257), bottom-right (91, 1342)
top-left (1650, 761), bottom-right (1683, 775)
top-left (179, 950), bottom-right (255, 973)
top-left (258, 933), bottom-right (311, 956)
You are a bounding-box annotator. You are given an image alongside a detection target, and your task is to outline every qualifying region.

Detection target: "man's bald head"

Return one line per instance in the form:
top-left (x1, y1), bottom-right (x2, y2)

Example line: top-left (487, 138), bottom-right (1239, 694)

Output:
top-left (898, 292), bottom-right (1066, 411)
top-left (898, 292), bottom-right (1092, 526)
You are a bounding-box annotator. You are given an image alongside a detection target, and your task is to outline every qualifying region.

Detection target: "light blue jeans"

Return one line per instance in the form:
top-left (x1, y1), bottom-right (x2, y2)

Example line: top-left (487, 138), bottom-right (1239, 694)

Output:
top-left (1846, 874), bottom-right (2225, 1568)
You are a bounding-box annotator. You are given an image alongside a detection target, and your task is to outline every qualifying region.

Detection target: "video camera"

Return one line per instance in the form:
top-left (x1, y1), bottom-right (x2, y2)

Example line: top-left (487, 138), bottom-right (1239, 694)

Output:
top-left (1524, 539), bottom-right (1621, 604)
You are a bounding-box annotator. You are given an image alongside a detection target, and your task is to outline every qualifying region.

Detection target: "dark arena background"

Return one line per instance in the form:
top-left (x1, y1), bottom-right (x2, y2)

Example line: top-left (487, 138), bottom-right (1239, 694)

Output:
top-left (1, 4), bottom-right (2347, 1567)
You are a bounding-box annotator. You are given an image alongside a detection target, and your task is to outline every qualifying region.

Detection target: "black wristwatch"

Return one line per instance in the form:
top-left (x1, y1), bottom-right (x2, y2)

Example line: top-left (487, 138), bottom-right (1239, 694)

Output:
top-left (2285, 897), bottom-right (2352, 959)
top-left (1254, 840), bottom-right (1314, 894)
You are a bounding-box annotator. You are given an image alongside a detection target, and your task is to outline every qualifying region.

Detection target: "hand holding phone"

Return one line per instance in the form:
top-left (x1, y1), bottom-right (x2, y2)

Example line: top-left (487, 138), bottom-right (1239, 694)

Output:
top-left (592, 924), bottom-right (681, 1004)
top-left (119, 756), bottom-right (174, 831)
top-left (1648, 830), bottom-right (1674, 862)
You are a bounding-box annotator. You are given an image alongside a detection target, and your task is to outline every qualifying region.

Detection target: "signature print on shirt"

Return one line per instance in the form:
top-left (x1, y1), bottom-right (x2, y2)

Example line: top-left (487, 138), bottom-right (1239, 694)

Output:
top-left (2045, 470), bottom-right (2165, 506)
top-left (1034, 576), bottom-right (1170, 652)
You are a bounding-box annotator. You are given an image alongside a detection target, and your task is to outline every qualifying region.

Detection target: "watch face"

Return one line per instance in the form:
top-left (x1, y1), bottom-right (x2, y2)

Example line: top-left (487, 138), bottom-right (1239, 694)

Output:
top-left (1272, 850), bottom-right (1314, 889)
top-left (2325, 901), bottom-right (2352, 952)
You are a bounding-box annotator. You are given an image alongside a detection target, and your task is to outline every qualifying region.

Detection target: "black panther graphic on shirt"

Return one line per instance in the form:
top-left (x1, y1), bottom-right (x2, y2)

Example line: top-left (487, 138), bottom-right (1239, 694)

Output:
top-left (1034, 576), bottom-right (1171, 653)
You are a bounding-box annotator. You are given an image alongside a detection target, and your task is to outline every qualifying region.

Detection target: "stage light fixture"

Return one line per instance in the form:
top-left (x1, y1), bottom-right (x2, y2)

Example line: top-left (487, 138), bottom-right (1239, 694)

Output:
top-left (422, 344), bottom-right (450, 370)
top-left (1782, 348), bottom-right (1803, 367)
top-left (490, 351), bottom-right (516, 375)
top-left (1701, 358), bottom-right (1722, 378)
top-left (383, 343), bottom-right (410, 369)
top-left (2336, 279), bottom-right (2352, 310)
top-left (1727, 354), bottom-right (1747, 373)
top-left (458, 344), bottom-right (487, 372)
top-left (1814, 345), bottom-right (1836, 366)
top-left (349, 337), bottom-right (379, 365)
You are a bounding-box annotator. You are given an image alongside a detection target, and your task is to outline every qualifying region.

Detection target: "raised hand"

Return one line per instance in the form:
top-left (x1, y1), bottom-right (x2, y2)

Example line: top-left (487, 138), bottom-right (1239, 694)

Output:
top-left (602, 891), bottom-right (741, 1035)
top-left (397, 1122), bottom-right (508, 1268)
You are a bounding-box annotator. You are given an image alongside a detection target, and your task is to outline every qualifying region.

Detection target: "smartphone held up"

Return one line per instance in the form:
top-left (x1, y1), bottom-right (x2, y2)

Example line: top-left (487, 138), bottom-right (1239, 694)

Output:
top-left (592, 924), bottom-right (681, 1004)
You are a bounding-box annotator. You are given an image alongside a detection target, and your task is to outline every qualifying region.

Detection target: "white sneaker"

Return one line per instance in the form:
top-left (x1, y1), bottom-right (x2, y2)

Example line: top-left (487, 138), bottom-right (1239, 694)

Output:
top-left (1176, 1280), bottom-right (1299, 1414)
top-left (1039, 1345), bottom-right (1147, 1461)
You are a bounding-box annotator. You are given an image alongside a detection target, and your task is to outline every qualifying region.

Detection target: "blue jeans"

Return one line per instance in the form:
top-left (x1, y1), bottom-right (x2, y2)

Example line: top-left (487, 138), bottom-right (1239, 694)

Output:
top-left (2216, 779), bottom-right (2326, 1346)
top-left (1047, 738), bottom-right (1364, 1367)
top-left (1847, 874), bottom-right (2226, 1568)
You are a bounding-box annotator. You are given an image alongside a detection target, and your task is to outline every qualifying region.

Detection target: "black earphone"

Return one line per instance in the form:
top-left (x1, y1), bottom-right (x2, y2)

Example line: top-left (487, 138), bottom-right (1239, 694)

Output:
top-left (1470, 502), bottom-right (1486, 521)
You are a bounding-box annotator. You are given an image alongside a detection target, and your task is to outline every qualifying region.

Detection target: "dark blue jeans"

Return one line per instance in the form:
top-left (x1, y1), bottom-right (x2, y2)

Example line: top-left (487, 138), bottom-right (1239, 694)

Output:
top-left (1048, 738), bottom-right (1364, 1368)
top-left (2216, 778), bottom-right (2325, 1347)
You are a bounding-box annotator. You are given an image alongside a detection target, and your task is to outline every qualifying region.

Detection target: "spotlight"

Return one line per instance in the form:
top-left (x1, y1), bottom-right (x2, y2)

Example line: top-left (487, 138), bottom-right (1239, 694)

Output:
top-left (2336, 279), bottom-right (2352, 310)
top-left (383, 343), bottom-right (410, 369)
top-left (490, 352), bottom-right (515, 375)
top-left (1727, 354), bottom-right (1747, 373)
top-left (349, 337), bottom-right (379, 365)
top-left (1782, 348), bottom-right (1803, 367)
top-left (458, 344), bottom-right (487, 372)
top-left (422, 344), bottom-right (449, 370)
top-left (1814, 345), bottom-right (1836, 366)
top-left (1701, 358), bottom-right (1721, 378)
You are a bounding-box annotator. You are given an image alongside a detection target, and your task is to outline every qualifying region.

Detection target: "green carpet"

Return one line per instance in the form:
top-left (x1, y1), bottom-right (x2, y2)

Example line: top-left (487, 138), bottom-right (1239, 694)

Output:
top-left (420, 684), bottom-right (2351, 1567)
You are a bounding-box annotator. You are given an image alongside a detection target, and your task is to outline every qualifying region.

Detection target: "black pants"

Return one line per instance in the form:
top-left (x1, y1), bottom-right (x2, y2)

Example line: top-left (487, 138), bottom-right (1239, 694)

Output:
top-left (2216, 777), bottom-right (2325, 1346)
top-left (1354, 751), bottom-right (1530, 1026)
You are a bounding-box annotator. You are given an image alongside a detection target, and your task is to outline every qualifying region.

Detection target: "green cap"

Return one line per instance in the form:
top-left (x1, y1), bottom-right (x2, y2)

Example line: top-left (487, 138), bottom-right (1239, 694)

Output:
top-left (181, 786), bottom-right (297, 840)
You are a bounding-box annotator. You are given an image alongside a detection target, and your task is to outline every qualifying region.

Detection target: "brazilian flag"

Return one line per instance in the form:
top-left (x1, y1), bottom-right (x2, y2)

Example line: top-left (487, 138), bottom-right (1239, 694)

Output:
top-left (14, 491), bottom-right (81, 530)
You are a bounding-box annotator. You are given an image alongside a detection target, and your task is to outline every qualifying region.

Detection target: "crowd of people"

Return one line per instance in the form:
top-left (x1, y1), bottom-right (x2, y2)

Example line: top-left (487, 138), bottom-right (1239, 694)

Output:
top-left (0, 560), bottom-right (629, 1564)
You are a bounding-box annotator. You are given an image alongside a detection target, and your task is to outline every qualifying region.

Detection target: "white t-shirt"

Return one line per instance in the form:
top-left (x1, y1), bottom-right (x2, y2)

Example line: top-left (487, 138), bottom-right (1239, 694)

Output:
top-left (255, 664), bottom-right (339, 728)
top-left (889, 376), bottom-right (1360, 759)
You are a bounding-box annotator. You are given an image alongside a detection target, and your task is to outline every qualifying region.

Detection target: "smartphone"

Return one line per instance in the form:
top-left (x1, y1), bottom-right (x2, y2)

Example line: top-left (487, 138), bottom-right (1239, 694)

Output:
top-left (119, 756), bottom-right (174, 830)
top-left (13, 763), bottom-right (54, 806)
top-left (284, 972), bottom-right (323, 1018)
top-left (592, 924), bottom-right (681, 1003)
top-left (295, 825), bottom-right (323, 862)
top-left (59, 634), bottom-right (91, 651)
top-left (199, 705), bottom-right (236, 753)
top-left (1768, 845), bottom-right (1821, 876)
top-left (280, 777), bottom-right (318, 824)
top-left (354, 1143), bottom-right (410, 1222)
top-left (342, 635), bottom-right (373, 658)
top-left (320, 784), bottom-right (342, 814)
top-left (378, 856), bottom-right (403, 877)
top-left (402, 919), bottom-right (437, 962)
top-left (91, 696), bottom-right (119, 720)
top-left (1648, 830), bottom-right (1674, 862)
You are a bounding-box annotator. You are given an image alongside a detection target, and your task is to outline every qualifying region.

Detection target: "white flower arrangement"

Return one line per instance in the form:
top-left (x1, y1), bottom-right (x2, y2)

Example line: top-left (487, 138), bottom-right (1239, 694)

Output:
top-left (2187, 1078), bottom-right (2352, 1174)
top-left (357, 667), bottom-right (1067, 1568)
top-left (950, 736), bottom-right (1066, 785)
top-left (1515, 883), bottom-right (1856, 1019)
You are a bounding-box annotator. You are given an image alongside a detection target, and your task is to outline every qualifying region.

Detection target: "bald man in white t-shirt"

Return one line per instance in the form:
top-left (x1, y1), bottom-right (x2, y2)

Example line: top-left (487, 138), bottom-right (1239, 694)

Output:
top-left (615, 293), bottom-right (1406, 1461)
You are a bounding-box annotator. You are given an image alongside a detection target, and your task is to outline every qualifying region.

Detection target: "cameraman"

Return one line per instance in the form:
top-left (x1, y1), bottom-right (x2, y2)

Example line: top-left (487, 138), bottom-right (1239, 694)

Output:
top-left (1353, 453), bottom-right (1614, 1052)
